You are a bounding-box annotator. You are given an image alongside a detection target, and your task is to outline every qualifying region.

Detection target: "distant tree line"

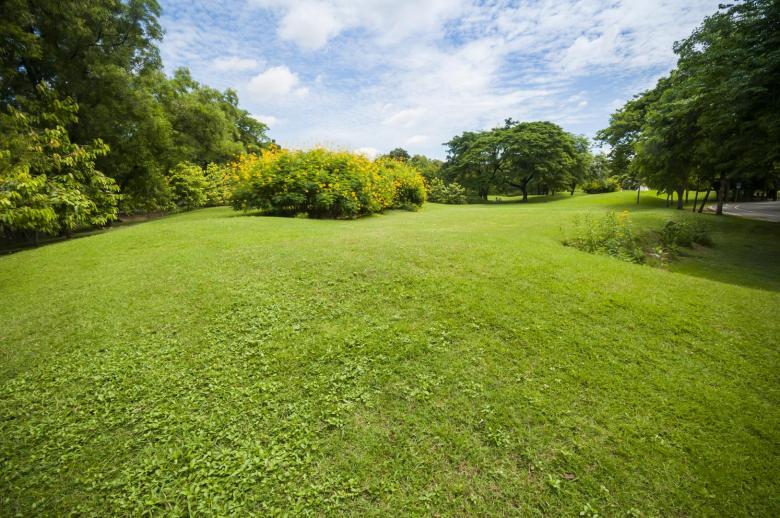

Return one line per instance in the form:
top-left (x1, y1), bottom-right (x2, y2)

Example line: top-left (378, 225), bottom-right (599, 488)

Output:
top-left (598, 0), bottom-right (779, 214)
top-left (1, 0), bottom-right (270, 242)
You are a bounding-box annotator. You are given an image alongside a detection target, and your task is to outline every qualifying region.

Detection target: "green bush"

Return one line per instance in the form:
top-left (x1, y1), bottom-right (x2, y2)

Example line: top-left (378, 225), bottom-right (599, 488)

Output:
top-left (564, 211), bottom-right (645, 263)
top-left (231, 149), bottom-right (425, 218)
top-left (376, 158), bottom-right (427, 210)
top-left (582, 177), bottom-right (621, 194)
top-left (428, 177), bottom-right (467, 204)
top-left (204, 162), bottom-right (232, 206)
top-left (168, 162), bottom-right (208, 211)
top-left (660, 219), bottom-right (713, 248)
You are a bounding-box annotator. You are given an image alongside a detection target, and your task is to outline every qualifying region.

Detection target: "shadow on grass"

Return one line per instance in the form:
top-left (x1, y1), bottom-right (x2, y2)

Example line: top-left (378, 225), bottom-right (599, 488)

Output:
top-left (666, 217), bottom-right (780, 293)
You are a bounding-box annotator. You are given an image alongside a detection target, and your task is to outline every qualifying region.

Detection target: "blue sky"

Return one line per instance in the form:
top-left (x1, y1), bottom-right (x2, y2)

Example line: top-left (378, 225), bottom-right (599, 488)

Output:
top-left (158, 0), bottom-right (722, 159)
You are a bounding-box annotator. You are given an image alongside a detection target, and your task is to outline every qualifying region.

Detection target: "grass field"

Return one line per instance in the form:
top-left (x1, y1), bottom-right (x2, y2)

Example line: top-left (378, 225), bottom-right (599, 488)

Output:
top-left (1, 191), bottom-right (779, 516)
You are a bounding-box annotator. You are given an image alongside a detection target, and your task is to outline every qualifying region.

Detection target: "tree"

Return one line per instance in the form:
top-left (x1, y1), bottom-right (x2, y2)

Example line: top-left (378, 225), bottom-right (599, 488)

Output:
top-left (502, 121), bottom-right (576, 201)
top-left (386, 148), bottom-right (411, 162)
top-left (443, 130), bottom-right (505, 200)
top-left (569, 135), bottom-right (593, 195)
top-left (0, 85), bottom-right (119, 239)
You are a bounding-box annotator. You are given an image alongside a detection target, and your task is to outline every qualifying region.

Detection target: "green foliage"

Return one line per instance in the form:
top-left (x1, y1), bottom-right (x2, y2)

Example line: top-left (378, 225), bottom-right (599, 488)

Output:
top-left (565, 211), bottom-right (645, 263)
top-left (0, 165), bottom-right (57, 235)
top-left (204, 162), bottom-right (232, 206)
top-left (0, 1), bottom-right (270, 215)
top-left (231, 149), bottom-right (425, 219)
top-left (427, 177), bottom-right (467, 204)
top-left (443, 119), bottom-right (587, 201)
top-left (385, 147), bottom-right (411, 162)
top-left (0, 85), bottom-right (118, 236)
top-left (376, 157), bottom-right (427, 210)
top-left (167, 162), bottom-right (208, 211)
top-left (582, 177), bottom-right (621, 194)
top-left (598, 0), bottom-right (780, 210)
top-left (408, 154), bottom-right (443, 182)
top-left (659, 219), bottom-right (713, 249)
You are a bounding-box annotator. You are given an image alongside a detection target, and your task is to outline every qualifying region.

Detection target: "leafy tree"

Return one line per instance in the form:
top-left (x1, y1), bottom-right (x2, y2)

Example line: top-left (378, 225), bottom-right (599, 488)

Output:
top-left (443, 130), bottom-right (506, 200)
top-left (167, 162), bottom-right (208, 211)
top-left (502, 121), bottom-right (576, 201)
top-left (386, 148), bottom-right (411, 162)
top-left (0, 85), bottom-right (118, 239)
top-left (409, 154), bottom-right (443, 182)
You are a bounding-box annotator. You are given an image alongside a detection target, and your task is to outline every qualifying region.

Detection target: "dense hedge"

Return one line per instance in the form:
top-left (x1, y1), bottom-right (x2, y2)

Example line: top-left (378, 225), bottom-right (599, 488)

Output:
top-left (231, 149), bottom-right (426, 218)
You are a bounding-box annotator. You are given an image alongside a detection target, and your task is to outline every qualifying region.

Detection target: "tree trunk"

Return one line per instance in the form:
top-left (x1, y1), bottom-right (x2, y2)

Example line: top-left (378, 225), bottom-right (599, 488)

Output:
top-left (698, 189), bottom-right (711, 213)
top-left (636, 186), bottom-right (640, 205)
top-left (685, 190), bottom-right (689, 203)
top-left (716, 177), bottom-right (728, 215)
top-left (692, 190), bottom-right (699, 213)
top-left (676, 187), bottom-right (684, 210)
top-left (522, 186), bottom-right (528, 202)
top-left (570, 183), bottom-right (576, 196)
top-left (34, 231), bottom-right (39, 247)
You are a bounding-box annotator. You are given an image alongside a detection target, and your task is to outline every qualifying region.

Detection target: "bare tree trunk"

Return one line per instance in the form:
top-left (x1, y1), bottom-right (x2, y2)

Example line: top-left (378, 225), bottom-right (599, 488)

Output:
top-left (716, 177), bottom-right (728, 215)
top-left (636, 186), bottom-right (641, 205)
top-left (676, 187), bottom-right (684, 210)
top-left (692, 190), bottom-right (699, 213)
top-left (698, 189), bottom-right (711, 213)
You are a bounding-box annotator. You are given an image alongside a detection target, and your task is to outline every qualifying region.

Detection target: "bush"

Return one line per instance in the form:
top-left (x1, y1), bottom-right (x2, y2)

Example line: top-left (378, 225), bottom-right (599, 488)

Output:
top-left (204, 162), bottom-right (232, 206)
top-left (565, 211), bottom-right (714, 266)
top-left (660, 219), bottom-right (713, 249)
top-left (564, 211), bottom-right (645, 263)
top-left (427, 178), bottom-right (467, 204)
top-left (168, 162), bottom-right (208, 211)
top-left (231, 149), bottom-right (425, 218)
top-left (582, 177), bottom-right (621, 194)
top-left (376, 158), bottom-right (427, 210)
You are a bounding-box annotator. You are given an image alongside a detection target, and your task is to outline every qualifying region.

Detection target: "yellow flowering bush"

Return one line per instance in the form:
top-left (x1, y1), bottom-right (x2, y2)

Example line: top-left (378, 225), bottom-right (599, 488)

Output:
top-left (230, 148), bottom-right (425, 218)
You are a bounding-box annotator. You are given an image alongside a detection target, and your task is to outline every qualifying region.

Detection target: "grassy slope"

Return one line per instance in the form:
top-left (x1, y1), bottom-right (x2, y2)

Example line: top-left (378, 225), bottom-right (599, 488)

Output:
top-left (1, 192), bottom-right (778, 516)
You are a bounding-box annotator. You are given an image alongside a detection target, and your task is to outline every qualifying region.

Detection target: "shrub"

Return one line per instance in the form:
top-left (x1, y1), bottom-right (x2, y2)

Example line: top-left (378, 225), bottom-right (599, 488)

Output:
top-left (168, 162), bottom-right (208, 211)
top-left (376, 158), bottom-right (427, 210)
top-left (564, 211), bottom-right (645, 263)
top-left (428, 177), bottom-right (467, 204)
top-left (565, 211), bottom-right (714, 266)
top-left (204, 162), bottom-right (232, 206)
top-left (231, 148), bottom-right (425, 218)
top-left (582, 177), bottom-right (621, 194)
top-left (659, 219), bottom-right (713, 248)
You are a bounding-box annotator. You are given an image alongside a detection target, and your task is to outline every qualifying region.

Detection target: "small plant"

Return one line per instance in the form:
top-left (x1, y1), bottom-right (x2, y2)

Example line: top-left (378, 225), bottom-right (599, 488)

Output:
top-left (428, 177), bottom-right (467, 204)
top-left (564, 211), bottom-right (645, 263)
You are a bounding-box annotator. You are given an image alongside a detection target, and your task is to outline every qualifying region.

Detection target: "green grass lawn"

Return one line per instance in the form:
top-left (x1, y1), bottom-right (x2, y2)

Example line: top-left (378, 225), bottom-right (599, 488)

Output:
top-left (1, 191), bottom-right (778, 516)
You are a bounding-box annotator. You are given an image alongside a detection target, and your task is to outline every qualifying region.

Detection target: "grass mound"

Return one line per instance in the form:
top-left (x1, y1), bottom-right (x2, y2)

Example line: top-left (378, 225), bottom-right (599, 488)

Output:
top-left (1, 191), bottom-right (778, 515)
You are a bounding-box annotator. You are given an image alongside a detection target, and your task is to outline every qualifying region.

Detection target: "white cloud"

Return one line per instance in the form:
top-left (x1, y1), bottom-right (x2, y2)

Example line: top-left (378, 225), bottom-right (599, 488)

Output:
top-left (382, 108), bottom-right (424, 128)
top-left (354, 147), bottom-right (379, 159)
top-left (246, 66), bottom-right (309, 100)
top-left (163, 0), bottom-right (723, 158)
top-left (405, 135), bottom-right (429, 146)
top-left (277, 2), bottom-right (343, 50)
top-left (249, 0), bottom-right (467, 50)
top-left (252, 114), bottom-right (281, 126)
top-left (212, 56), bottom-right (261, 72)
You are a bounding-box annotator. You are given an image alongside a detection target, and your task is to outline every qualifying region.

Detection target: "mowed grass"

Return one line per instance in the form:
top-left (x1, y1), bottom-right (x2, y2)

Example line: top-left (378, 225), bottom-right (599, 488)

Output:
top-left (1, 191), bottom-right (778, 516)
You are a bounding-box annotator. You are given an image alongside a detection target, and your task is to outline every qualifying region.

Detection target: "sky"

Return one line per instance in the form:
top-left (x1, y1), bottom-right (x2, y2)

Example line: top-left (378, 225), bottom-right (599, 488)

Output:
top-left (158, 0), bottom-right (723, 159)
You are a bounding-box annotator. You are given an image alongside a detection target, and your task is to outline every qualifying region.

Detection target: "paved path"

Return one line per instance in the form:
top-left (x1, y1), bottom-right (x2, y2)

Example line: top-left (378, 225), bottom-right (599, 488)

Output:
top-left (711, 200), bottom-right (780, 222)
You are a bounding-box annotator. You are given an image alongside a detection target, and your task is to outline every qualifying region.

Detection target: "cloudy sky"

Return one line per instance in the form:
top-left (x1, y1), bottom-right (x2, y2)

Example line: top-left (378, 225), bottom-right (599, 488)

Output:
top-left (159, 0), bottom-right (722, 159)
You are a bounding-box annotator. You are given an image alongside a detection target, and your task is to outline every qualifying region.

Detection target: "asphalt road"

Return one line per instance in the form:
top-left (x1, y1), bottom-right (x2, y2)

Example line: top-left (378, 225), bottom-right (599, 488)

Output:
top-left (711, 200), bottom-right (780, 222)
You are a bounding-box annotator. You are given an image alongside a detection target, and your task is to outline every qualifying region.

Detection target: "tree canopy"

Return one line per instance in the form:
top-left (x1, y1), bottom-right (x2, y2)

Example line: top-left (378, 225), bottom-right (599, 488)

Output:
top-left (597, 0), bottom-right (780, 213)
top-left (0, 0), bottom-right (271, 238)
